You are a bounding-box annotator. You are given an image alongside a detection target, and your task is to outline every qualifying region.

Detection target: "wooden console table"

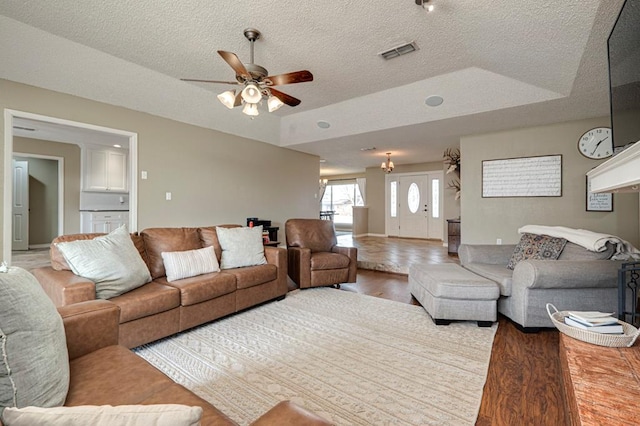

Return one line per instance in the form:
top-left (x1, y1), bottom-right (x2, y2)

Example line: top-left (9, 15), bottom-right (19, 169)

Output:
top-left (559, 333), bottom-right (640, 425)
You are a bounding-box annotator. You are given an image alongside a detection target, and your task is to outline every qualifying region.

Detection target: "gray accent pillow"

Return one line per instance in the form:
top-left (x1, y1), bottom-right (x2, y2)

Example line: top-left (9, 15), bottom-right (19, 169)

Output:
top-left (55, 225), bottom-right (151, 299)
top-left (507, 233), bottom-right (567, 270)
top-left (216, 226), bottom-right (267, 269)
top-left (0, 267), bottom-right (69, 416)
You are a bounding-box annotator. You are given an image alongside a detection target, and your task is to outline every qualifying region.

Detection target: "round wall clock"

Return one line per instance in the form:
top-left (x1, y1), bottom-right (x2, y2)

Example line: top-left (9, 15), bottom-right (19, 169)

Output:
top-left (578, 127), bottom-right (612, 159)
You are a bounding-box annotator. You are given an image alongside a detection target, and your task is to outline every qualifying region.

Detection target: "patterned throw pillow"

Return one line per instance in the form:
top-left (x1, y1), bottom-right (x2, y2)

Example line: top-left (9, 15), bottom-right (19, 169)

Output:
top-left (507, 233), bottom-right (568, 270)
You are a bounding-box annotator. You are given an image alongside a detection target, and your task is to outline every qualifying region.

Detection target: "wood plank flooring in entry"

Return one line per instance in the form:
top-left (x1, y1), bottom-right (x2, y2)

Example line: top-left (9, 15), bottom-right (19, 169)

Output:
top-left (342, 269), bottom-right (566, 426)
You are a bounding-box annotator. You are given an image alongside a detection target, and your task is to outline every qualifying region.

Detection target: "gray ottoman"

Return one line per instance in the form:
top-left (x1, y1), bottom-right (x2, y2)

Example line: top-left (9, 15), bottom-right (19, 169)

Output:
top-left (409, 263), bottom-right (500, 327)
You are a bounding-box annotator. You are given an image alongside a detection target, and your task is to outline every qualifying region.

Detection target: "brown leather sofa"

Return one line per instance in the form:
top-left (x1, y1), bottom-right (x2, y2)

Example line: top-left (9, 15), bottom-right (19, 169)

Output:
top-left (32, 225), bottom-right (288, 348)
top-left (0, 299), bottom-right (331, 426)
top-left (285, 219), bottom-right (357, 289)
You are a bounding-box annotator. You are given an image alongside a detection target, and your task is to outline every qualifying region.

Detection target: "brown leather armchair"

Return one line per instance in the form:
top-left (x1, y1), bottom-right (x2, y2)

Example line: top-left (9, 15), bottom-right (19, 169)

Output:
top-left (285, 219), bottom-right (357, 289)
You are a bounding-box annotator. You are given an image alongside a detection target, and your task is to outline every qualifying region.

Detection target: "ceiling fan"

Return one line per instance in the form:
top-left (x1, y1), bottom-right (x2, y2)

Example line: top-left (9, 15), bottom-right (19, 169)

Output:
top-left (181, 28), bottom-right (313, 116)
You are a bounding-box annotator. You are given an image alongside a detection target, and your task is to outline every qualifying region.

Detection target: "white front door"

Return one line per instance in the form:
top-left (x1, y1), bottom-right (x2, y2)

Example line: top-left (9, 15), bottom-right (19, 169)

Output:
top-left (399, 175), bottom-right (428, 238)
top-left (12, 160), bottom-right (29, 251)
top-left (386, 172), bottom-right (444, 240)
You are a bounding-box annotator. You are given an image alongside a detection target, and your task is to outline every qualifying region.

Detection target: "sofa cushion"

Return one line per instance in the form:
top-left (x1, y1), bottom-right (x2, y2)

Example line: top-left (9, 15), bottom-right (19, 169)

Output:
top-left (142, 228), bottom-right (202, 279)
top-left (155, 272), bottom-right (237, 306)
top-left (463, 263), bottom-right (514, 296)
top-left (216, 226), bottom-right (267, 269)
top-left (1, 404), bottom-right (202, 426)
top-left (0, 267), bottom-right (69, 415)
top-left (507, 233), bottom-right (567, 270)
top-left (224, 264), bottom-right (277, 290)
top-left (558, 241), bottom-right (615, 261)
top-left (109, 282), bottom-right (180, 323)
top-left (55, 226), bottom-right (152, 299)
top-left (311, 252), bottom-right (350, 270)
top-left (161, 246), bottom-right (220, 282)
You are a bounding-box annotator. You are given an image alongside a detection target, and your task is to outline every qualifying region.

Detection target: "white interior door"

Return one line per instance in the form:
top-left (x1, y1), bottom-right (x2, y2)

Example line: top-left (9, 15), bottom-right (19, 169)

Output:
top-left (12, 160), bottom-right (29, 251)
top-left (399, 175), bottom-right (429, 238)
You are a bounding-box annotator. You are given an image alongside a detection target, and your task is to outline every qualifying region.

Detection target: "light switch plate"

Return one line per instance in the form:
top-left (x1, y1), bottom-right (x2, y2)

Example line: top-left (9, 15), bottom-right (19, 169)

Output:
top-left (165, 192), bottom-right (172, 201)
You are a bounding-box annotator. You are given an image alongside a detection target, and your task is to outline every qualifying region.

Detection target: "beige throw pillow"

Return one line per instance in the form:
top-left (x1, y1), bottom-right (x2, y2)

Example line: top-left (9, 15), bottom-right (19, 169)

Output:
top-left (55, 225), bottom-right (152, 299)
top-left (161, 246), bottom-right (220, 282)
top-left (216, 226), bottom-right (267, 269)
top-left (1, 404), bottom-right (202, 426)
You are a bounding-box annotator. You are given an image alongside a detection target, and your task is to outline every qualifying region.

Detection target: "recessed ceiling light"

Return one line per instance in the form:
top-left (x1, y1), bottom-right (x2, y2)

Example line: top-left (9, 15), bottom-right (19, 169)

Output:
top-left (319, 159), bottom-right (327, 163)
top-left (113, 144), bottom-right (122, 148)
top-left (360, 147), bottom-right (377, 151)
top-left (317, 121), bottom-right (331, 129)
top-left (425, 95), bottom-right (444, 107)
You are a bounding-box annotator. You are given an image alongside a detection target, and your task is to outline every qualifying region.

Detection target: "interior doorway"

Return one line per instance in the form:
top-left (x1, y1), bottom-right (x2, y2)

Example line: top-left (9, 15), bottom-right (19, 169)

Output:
top-left (385, 171), bottom-right (444, 240)
top-left (12, 154), bottom-right (64, 250)
top-left (3, 109), bottom-right (139, 266)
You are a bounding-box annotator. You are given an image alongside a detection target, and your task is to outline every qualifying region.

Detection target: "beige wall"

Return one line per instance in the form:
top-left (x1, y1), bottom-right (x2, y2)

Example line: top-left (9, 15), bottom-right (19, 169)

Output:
top-left (1, 79), bottom-right (320, 260)
top-left (14, 137), bottom-right (82, 236)
top-left (366, 160), bottom-right (460, 236)
top-left (460, 117), bottom-right (640, 246)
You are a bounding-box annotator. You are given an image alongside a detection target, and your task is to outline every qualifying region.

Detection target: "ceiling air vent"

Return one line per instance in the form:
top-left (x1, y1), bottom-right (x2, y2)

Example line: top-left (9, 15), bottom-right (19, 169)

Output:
top-left (378, 41), bottom-right (419, 60)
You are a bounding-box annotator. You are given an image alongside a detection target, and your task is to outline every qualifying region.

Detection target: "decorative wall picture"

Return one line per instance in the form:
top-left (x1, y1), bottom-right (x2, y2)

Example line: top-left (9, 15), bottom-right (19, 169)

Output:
top-left (586, 177), bottom-right (613, 212)
top-left (482, 155), bottom-right (562, 197)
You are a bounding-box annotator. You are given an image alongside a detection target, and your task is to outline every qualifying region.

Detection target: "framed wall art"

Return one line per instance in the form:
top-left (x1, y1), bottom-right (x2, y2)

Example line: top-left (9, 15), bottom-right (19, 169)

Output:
top-left (586, 176), bottom-right (613, 212)
top-left (482, 155), bottom-right (562, 197)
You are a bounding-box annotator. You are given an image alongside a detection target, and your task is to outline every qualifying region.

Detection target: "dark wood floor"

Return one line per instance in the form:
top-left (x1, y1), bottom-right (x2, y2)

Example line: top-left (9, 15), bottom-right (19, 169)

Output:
top-left (341, 269), bottom-right (567, 426)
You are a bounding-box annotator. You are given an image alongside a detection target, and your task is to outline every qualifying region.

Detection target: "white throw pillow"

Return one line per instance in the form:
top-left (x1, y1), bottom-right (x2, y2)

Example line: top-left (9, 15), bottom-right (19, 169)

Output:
top-left (55, 225), bottom-right (152, 299)
top-left (161, 246), bottom-right (220, 282)
top-left (1, 404), bottom-right (202, 426)
top-left (216, 226), bottom-right (267, 269)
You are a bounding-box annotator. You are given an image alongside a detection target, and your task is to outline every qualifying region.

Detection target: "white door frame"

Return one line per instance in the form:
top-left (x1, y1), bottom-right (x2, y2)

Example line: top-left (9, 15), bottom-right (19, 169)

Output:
top-left (4, 109), bottom-right (139, 265)
top-left (13, 153), bottom-right (65, 248)
top-left (385, 171), bottom-right (444, 239)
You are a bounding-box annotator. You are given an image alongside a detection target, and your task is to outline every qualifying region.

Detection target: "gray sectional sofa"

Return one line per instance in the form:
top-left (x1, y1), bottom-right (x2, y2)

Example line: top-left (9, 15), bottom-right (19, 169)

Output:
top-left (458, 242), bottom-right (623, 329)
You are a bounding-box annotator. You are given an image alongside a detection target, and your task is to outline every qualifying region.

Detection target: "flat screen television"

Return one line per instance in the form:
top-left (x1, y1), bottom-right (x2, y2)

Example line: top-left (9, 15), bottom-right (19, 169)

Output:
top-left (608, 0), bottom-right (640, 149)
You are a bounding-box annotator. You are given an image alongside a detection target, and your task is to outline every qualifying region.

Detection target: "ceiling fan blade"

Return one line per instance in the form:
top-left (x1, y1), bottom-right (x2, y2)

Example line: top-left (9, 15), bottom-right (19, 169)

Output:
top-left (269, 88), bottom-right (301, 107)
top-left (265, 70), bottom-right (313, 86)
top-left (217, 50), bottom-right (251, 80)
top-left (181, 78), bottom-right (238, 85)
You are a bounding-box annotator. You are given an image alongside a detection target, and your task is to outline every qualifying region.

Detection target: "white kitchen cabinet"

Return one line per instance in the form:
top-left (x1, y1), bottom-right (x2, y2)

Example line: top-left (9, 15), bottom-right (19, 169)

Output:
top-left (83, 147), bottom-right (128, 192)
top-left (81, 211), bottom-right (129, 233)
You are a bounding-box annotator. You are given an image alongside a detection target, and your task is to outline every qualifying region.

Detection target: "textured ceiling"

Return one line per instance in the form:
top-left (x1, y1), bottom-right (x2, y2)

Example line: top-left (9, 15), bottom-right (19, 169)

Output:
top-left (0, 0), bottom-right (625, 174)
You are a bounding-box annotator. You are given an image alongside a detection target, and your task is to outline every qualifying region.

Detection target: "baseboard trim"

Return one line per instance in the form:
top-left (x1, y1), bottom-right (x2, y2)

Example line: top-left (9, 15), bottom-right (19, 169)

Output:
top-left (28, 243), bottom-right (49, 250)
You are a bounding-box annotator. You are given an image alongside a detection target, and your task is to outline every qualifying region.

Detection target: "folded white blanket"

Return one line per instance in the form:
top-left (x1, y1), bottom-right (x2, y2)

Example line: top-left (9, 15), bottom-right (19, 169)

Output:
top-left (518, 225), bottom-right (640, 261)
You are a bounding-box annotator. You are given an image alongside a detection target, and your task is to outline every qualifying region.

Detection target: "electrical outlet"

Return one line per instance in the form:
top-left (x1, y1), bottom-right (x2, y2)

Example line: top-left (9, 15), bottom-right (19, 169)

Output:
top-left (165, 192), bottom-right (172, 201)
top-left (496, 238), bottom-right (502, 245)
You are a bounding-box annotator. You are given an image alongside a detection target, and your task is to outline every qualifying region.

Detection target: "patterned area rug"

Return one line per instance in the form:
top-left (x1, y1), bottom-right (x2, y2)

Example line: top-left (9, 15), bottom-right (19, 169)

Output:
top-left (134, 288), bottom-right (497, 425)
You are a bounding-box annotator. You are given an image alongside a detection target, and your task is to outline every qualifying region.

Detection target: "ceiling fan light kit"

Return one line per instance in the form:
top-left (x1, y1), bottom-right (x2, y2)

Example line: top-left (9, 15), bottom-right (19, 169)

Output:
top-left (217, 90), bottom-right (237, 109)
top-left (181, 28), bottom-right (313, 118)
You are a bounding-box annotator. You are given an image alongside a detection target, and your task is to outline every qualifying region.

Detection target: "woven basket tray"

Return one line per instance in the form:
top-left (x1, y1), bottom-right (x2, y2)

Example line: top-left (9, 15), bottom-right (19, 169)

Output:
top-left (546, 304), bottom-right (640, 348)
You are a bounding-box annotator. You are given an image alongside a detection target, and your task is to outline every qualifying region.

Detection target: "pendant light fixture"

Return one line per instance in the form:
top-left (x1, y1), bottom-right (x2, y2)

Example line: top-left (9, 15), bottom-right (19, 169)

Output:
top-left (381, 152), bottom-right (394, 173)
